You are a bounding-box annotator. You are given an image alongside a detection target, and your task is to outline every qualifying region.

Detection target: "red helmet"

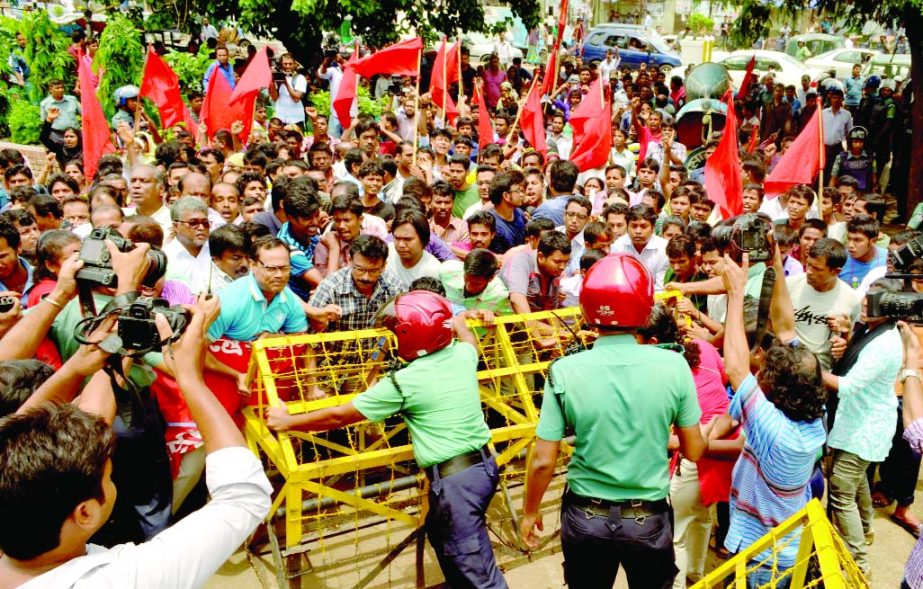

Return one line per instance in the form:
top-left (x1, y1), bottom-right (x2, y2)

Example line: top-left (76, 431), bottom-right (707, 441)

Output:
top-left (579, 253), bottom-right (653, 328)
top-left (375, 290), bottom-right (454, 361)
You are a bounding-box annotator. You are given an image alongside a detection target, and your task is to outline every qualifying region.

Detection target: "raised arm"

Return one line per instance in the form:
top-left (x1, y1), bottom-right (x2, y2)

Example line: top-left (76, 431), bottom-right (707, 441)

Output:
top-left (721, 253), bottom-right (752, 390)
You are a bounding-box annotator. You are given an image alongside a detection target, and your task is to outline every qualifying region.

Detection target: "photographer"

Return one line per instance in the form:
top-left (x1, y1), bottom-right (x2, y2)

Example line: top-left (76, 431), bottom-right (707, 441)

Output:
top-left (721, 253), bottom-right (827, 585)
top-left (0, 296), bottom-right (272, 587)
top-left (268, 53), bottom-right (307, 130)
top-left (823, 278), bottom-right (903, 574)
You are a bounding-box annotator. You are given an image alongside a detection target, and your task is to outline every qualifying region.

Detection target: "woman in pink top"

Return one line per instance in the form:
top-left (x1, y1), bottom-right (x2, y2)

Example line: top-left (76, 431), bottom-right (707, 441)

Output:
top-left (482, 53), bottom-right (507, 110)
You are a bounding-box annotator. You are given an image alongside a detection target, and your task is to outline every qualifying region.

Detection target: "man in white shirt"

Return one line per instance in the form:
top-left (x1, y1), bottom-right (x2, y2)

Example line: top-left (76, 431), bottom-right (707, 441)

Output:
top-left (599, 48), bottom-right (621, 80)
top-left (386, 209), bottom-right (441, 284)
top-left (164, 197), bottom-right (213, 293)
top-left (609, 203), bottom-right (669, 291)
top-left (0, 297), bottom-right (271, 588)
top-left (822, 87), bottom-right (853, 177)
top-left (317, 54), bottom-right (355, 136)
top-left (788, 238), bottom-right (859, 370)
top-left (269, 53), bottom-right (308, 128)
top-left (127, 164), bottom-right (172, 238)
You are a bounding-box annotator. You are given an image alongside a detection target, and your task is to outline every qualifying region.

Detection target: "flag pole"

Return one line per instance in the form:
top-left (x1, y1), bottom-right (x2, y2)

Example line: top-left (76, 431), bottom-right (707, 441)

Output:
top-left (457, 29), bottom-right (464, 103)
top-left (412, 46), bottom-right (422, 164)
top-left (506, 75), bottom-right (540, 145)
top-left (817, 107), bottom-right (825, 196)
top-left (441, 37), bottom-right (448, 126)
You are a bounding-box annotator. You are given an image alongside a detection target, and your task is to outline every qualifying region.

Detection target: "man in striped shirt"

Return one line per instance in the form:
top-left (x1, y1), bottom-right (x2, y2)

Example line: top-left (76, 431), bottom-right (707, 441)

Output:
top-left (720, 253), bottom-right (827, 583)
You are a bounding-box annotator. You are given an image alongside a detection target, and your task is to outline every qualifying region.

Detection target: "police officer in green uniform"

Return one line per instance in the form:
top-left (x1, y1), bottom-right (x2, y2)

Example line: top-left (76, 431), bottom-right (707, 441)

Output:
top-left (267, 290), bottom-right (508, 589)
top-left (521, 253), bottom-right (707, 589)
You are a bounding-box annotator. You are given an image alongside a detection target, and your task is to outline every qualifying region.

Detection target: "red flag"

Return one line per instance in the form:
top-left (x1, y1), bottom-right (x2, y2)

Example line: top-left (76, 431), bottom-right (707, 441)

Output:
top-left (764, 108), bottom-right (824, 198)
top-left (333, 46), bottom-right (359, 131)
top-left (78, 58), bottom-right (114, 181)
top-left (139, 46), bottom-right (187, 129)
top-left (541, 41), bottom-right (559, 96)
top-left (229, 46), bottom-right (272, 105)
top-left (347, 37), bottom-right (423, 78)
top-left (519, 80), bottom-right (547, 155)
top-left (202, 69), bottom-right (255, 141)
top-left (556, 0), bottom-right (569, 47)
top-left (736, 55), bottom-right (756, 100)
top-left (476, 83), bottom-right (494, 149)
top-left (430, 39), bottom-right (460, 122)
top-left (568, 80), bottom-right (612, 172)
top-left (704, 91), bottom-right (743, 219)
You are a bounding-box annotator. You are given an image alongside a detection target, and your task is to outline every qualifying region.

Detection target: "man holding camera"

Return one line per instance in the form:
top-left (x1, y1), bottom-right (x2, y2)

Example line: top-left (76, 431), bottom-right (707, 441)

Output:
top-left (269, 53), bottom-right (307, 130)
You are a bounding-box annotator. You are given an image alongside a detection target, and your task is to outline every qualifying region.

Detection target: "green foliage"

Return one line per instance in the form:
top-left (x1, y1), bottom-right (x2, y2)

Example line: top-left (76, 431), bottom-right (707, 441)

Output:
top-left (96, 14), bottom-right (145, 119)
top-left (8, 101), bottom-right (41, 144)
top-left (687, 13), bottom-right (714, 36)
top-left (164, 47), bottom-right (212, 93)
top-left (730, 0), bottom-right (771, 49)
top-left (22, 11), bottom-right (74, 104)
top-left (309, 90), bottom-right (331, 118)
top-left (308, 85), bottom-right (382, 119)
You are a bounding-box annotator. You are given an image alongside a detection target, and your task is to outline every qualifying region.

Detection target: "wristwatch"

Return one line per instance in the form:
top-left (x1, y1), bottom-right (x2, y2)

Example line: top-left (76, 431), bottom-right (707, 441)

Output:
top-left (901, 368), bottom-right (921, 384)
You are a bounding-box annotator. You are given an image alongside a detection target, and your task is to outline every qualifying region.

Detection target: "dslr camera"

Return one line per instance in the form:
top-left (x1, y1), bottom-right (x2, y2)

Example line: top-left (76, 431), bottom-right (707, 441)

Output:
top-left (118, 297), bottom-right (191, 353)
top-left (76, 227), bottom-right (167, 288)
top-left (712, 214), bottom-right (773, 263)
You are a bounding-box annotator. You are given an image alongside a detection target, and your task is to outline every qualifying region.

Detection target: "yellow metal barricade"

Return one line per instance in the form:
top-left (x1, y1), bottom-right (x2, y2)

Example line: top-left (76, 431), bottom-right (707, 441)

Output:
top-left (692, 499), bottom-right (869, 589)
top-left (242, 308), bottom-right (586, 563)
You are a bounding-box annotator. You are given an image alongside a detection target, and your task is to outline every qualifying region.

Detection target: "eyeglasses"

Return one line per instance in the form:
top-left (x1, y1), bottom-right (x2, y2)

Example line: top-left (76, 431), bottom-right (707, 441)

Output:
top-left (256, 260), bottom-right (291, 275)
top-left (176, 219), bottom-right (211, 229)
top-left (565, 211), bottom-right (589, 221)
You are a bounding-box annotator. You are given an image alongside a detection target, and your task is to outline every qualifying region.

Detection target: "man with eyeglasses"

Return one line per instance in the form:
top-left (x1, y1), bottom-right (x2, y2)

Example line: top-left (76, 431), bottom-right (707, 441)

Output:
top-left (164, 197), bottom-right (212, 293)
top-left (556, 196), bottom-right (592, 277)
top-left (208, 235), bottom-right (308, 342)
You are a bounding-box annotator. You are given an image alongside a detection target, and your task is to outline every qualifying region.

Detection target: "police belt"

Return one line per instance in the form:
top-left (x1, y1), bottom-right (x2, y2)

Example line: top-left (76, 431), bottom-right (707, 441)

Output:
top-left (565, 491), bottom-right (669, 519)
top-left (424, 445), bottom-right (490, 480)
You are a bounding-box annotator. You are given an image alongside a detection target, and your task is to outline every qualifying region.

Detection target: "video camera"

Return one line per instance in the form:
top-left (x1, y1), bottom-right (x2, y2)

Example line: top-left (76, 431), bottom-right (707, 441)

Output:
top-left (76, 227), bottom-right (167, 288)
top-left (711, 213), bottom-right (773, 263)
top-left (860, 233), bottom-right (923, 323)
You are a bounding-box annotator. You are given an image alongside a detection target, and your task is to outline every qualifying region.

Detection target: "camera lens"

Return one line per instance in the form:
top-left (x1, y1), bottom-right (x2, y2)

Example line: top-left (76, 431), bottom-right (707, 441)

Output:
top-left (143, 249), bottom-right (168, 288)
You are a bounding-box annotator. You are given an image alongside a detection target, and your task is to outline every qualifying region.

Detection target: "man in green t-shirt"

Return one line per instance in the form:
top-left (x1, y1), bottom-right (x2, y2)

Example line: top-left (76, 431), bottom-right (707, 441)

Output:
top-left (521, 254), bottom-right (706, 589)
top-left (267, 290), bottom-right (507, 588)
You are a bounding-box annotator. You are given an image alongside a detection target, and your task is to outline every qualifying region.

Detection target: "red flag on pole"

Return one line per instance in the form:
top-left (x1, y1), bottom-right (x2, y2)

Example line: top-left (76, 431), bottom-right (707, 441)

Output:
top-left (764, 108), bottom-right (825, 198)
top-left (333, 46), bottom-right (360, 131)
top-left (704, 91), bottom-right (743, 219)
top-left (736, 55), bottom-right (756, 100)
top-left (347, 38), bottom-right (423, 78)
top-left (229, 46), bottom-right (272, 105)
top-left (202, 69), bottom-right (255, 141)
top-left (139, 46), bottom-right (187, 129)
top-left (569, 79), bottom-right (612, 171)
top-left (556, 0), bottom-right (569, 47)
top-left (541, 41), bottom-right (559, 96)
top-left (78, 58), bottom-right (115, 181)
top-left (430, 38), bottom-right (460, 122)
top-left (476, 82), bottom-right (494, 149)
top-left (519, 80), bottom-right (548, 155)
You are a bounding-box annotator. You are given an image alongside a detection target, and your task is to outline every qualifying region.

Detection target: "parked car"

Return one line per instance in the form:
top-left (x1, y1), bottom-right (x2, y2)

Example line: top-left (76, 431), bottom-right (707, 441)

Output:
top-left (580, 24), bottom-right (682, 73)
top-left (805, 48), bottom-right (878, 79)
top-left (463, 32), bottom-right (524, 64)
top-left (785, 33), bottom-right (846, 61)
top-left (715, 50), bottom-right (818, 90)
top-left (862, 53), bottom-right (911, 82)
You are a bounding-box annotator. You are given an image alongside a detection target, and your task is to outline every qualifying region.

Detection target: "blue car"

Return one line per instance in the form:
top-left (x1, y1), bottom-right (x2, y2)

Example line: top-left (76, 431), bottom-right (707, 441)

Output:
top-left (581, 25), bottom-right (682, 73)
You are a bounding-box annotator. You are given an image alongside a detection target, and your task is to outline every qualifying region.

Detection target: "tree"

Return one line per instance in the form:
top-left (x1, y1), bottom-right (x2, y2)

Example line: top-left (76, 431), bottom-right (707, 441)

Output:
top-left (784, 0), bottom-right (923, 219)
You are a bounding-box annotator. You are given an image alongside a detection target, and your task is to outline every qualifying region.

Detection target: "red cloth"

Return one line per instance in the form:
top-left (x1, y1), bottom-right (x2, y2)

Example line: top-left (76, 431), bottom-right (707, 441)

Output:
top-left (333, 47), bottom-right (360, 131)
top-left (430, 39), bottom-right (460, 123)
top-left (556, 0), bottom-right (569, 48)
top-left (541, 41), bottom-right (559, 97)
top-left (690, 340), bottom-right (736, 505)
top-left (568, 81), bottom-right (611, 172)
top-left (704, 91), bottom-right (743, 219)
top-left (347, 37), bottom-right (423, 78)
top-left (763, 108), bottom-right (824, 198)
top-left (736, 55), bottom-right (757, 100)
top-left (139, 46), bottom-right (188, 130)
top-left (77, 58), bottom-right (115, 181)
top-left (229, 46), bottom-right (272, 105)
top-left (519, 81), bottom-right (548, 155)
top-left (202, 68), bottom-right (255, 141)
top-left (476, 84), bottom-right (494, 149)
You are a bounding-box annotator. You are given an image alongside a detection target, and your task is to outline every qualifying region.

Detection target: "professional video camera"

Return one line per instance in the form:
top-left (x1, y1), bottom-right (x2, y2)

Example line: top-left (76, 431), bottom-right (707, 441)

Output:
top-left (711, 213), bottom-right (773, 263)
top-left (860, 233), bottom-right (923, 323)
top-left (76, 227), bottom-right (167, 288)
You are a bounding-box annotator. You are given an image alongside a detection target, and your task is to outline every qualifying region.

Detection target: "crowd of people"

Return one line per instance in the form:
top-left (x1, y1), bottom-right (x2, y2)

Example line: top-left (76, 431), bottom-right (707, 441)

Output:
top-left (0, 13), bottom-right (922, 589)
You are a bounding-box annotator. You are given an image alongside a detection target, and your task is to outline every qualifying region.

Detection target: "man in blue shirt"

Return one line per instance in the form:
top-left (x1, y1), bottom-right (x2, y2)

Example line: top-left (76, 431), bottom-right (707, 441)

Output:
top-left (487, 170), bottom-right (526, 250)
top-left (844, 64), bottom-right (864, 114)
top-left (0, 219), bottom-right (33, 305)
top-left (202, 45), bottom-right (236, 92)
top-left (208, 235), bottom-right (308, 342)
top-left (275, 177), bottom-right (324, 300)
top-left (841, 215), bottom-right (887, 288)
top-left (531, 160), bottom-right (578, 227)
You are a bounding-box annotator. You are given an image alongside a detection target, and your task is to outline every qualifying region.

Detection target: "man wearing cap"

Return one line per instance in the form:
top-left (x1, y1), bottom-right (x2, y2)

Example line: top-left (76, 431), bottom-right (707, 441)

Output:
top-left (831, 126), bottom-right (876, 192)
top-left (521, 253), bottom-right (706, 588)
top-left (822, 85), bottom-right (853, 179)
top-left (870, 78), bottom-right (897, 181)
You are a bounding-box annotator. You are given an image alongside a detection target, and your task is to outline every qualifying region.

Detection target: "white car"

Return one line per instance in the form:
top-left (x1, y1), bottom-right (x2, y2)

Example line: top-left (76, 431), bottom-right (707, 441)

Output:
top-left (463, 32), bottom-right (524, 64)
top-left (805, 48), bottom-right (879, 79)
top-left (715, 50), bottom-right (818, 90)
